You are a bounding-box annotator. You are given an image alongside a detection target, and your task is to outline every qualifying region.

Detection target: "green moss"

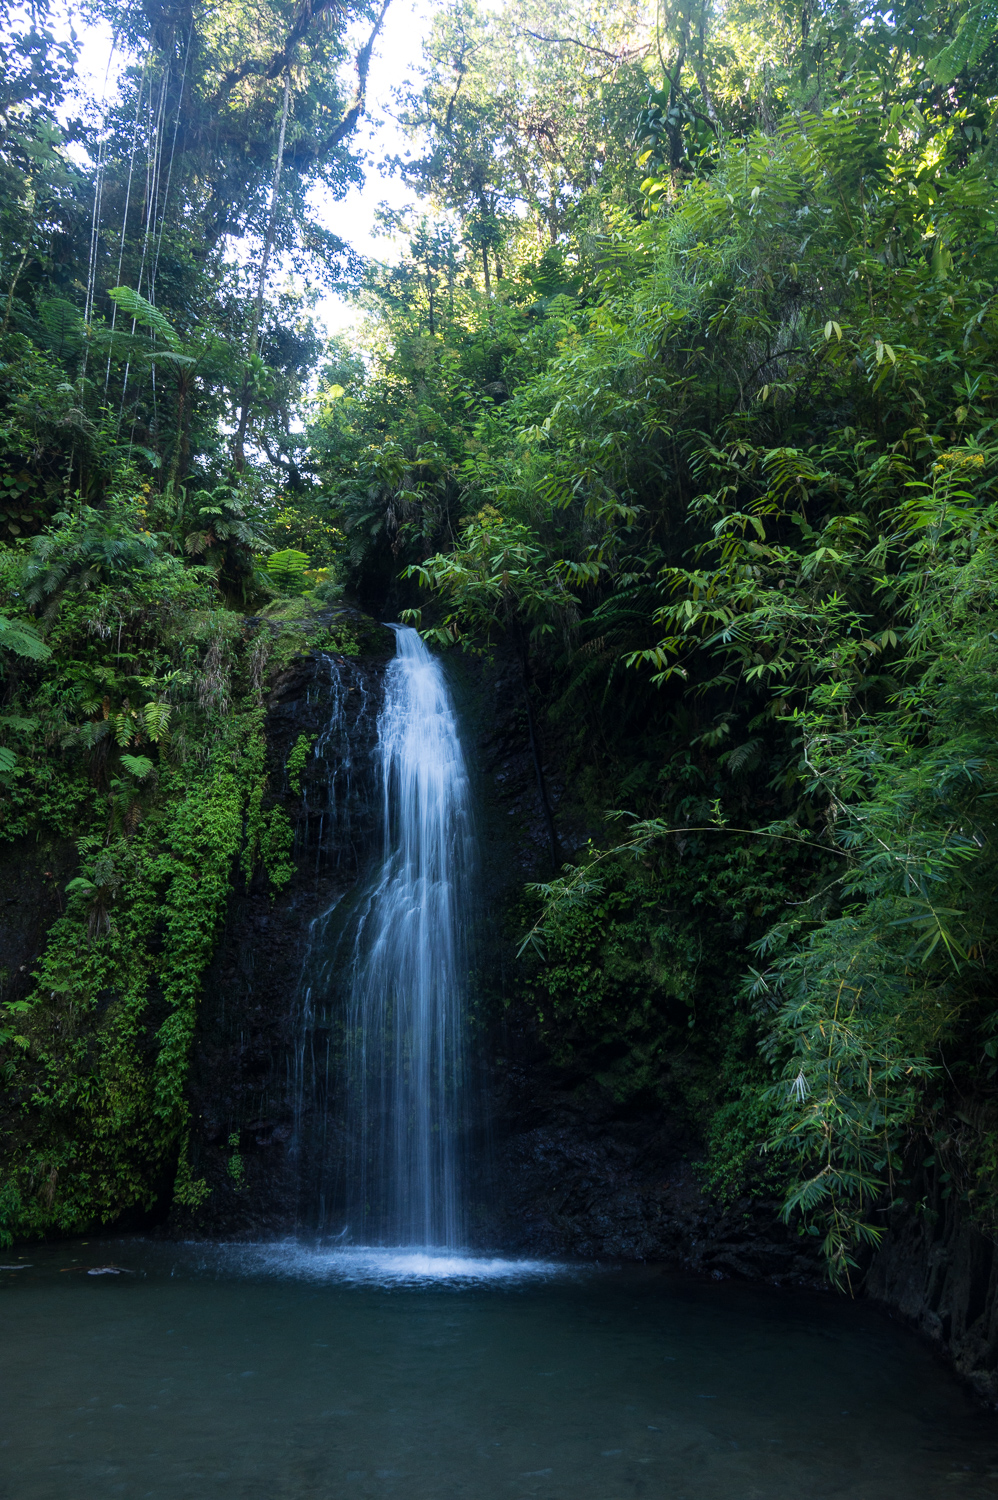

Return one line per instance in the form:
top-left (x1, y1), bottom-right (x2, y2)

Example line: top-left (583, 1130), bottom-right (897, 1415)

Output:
top-left (259, 804), bottom-right (296, 893)
top-left (226, 1131), bottom-right (246, 1190)
top-left (0, 519), bottom-right (369, 1243)
top-left (286, 732), bottom-right (316, 795)
top-left (173, 1134), bottom-right (210, 1209)
top-left (0, 717), bottom-right (274, 1243)
top-left (257, 596), bottom-right (315, 622)
top-left (313, 621), bottom-right (360, 656)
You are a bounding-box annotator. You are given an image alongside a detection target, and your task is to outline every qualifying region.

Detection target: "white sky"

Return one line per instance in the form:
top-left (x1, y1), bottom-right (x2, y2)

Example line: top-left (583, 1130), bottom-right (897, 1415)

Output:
top-left (62, 0), bottom-right (436, 337)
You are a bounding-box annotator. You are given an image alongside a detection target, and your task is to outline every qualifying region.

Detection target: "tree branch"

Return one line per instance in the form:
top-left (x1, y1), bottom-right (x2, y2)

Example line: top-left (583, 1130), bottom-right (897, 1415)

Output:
top-left (209, 0), bottom-right (392, 128)
top-left (520, 27), bottom-right (645, 64)
top-left (210, 0), bottom-right (345, 106)
top-left (314, 0), bottom-right (394, 152)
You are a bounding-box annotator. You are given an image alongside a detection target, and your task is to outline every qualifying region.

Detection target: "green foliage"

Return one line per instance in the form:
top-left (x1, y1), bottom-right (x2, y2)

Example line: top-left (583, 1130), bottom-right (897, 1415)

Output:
top-left (930, 0), bottom-right (998, 83)
top-left (5, 0), bottom-right (998, 1277)
top-left (404, 507), bottom-right (577, 650)
top-left (314, 620), bottom-right (361, 656)
top-left (361, 10), bottom-right (998, 1282)
top-left (0, 495), bottom-right (319, 1242)
top-left (106, 287), bottom-right (183, 353)
top-left (286, 732), bottom-right (315, 795)
top-left (750, 908), bottom-right (941, 1287)
top-left (21, 503), bottom-right (162, 605)
top-left (172, 1136), bottom-right (210, 1209)
top-left (258, 804), bottom-right (297, 893)
top-left (520, 858), bottom-right (703, 1095)
top-left (0, 711), bottom-right (275, 1241)
top-left (1, 777), bottom-right (201, 1233)
top-left (0, 614), bottom-right (50, 661)
top-left (226, 1131), bottom-right (246, 1190)
top-left (266, 548), bottom-right (311, 595)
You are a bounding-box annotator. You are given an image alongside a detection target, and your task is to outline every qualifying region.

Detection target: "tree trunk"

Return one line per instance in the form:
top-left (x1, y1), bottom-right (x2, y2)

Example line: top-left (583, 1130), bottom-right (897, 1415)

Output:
top-left (168, 381), bottom-right (187, 490)
top-left (234, 75), bottom-right (291, 468)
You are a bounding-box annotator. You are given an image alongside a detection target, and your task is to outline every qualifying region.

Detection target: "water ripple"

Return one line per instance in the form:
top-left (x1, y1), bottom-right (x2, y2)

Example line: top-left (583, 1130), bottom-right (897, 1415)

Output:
top-left (206, 1242), bottom-right (568, 1286)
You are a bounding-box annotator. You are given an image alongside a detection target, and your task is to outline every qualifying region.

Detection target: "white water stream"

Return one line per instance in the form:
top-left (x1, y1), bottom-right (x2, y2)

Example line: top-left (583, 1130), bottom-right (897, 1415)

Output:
top-left (297, 624), bottom-right (475, 1247)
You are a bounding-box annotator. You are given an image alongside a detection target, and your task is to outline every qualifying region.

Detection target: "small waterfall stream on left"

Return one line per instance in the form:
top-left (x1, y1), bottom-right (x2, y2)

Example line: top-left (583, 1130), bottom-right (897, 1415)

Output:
top-left (292, 624), bottom-right (476, 1254)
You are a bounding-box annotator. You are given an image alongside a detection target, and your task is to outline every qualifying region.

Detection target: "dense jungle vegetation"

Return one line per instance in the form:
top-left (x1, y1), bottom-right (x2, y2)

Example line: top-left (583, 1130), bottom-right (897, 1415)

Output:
top-left (2, 0), bottom-right (998, 1286)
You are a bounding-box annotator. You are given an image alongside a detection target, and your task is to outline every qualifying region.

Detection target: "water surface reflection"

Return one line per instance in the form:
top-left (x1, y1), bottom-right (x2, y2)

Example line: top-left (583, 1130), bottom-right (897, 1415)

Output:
top-left (2, 1239), bottom-right (996, 1498)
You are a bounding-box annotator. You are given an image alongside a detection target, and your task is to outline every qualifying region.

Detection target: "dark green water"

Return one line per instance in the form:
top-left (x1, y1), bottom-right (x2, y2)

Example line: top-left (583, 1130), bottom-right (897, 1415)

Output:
top-left (1, 1240), bottom-right (996, 1499)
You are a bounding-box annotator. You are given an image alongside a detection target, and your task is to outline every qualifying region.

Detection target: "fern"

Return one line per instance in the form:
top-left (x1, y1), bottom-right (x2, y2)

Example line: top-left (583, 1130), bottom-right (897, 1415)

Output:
top-left (120, 754), bottom-right (155, 779)
top-left (107, 286), bottom-right (181, 351)
top-left (0, 615), bottom-right (51, 661)
top-left (267, 548), bottom-right (311, 595)
top-left (930, 0), bottom-right (998, 81)
top-left (143, 701), bottom-right (172, 742)
top-left (36, 297), bottom-right (85, 356)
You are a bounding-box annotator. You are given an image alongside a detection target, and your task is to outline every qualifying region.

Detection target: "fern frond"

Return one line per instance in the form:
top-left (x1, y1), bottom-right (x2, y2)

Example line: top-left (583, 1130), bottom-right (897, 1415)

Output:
top-left (107, 287), bottom-right (181, 351)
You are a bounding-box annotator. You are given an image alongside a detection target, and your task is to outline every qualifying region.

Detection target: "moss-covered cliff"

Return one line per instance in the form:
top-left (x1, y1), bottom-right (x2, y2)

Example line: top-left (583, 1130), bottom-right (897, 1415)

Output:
top-left (0, 575), bottom-right (390, 1243)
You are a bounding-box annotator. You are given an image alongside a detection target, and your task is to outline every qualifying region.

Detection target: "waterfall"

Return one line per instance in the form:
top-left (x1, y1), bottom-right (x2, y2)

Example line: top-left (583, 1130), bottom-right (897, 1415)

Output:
top-left (296, 624), bottom-right (475, 1248)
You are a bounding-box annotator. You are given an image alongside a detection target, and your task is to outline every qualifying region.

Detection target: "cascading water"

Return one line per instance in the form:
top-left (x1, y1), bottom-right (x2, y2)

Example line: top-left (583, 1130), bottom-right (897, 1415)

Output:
top-left (295, 624), bottom-right (475, 1248)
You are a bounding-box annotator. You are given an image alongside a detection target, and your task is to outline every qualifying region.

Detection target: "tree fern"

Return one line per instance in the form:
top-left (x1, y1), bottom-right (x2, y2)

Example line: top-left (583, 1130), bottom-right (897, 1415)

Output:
top-left (0, 614), bottom-right (51, 661)
top-left (930, 0), bottom-right (998, 82)
top-left (107, 286), bottom-right (181, 352)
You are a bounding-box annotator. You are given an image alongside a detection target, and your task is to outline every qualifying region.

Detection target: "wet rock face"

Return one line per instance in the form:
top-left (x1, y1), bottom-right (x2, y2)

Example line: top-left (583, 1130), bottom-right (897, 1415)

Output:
top-left (178, 644), bottom-right (390, 1239)
top-left (0, 835), bottom-right (76, 1010)
top-left (460, 651), bottom-right (823, 1284)
top-left (867, 1172), bottom-right (998, 1406)
top-left (479, 1031), bottom-right (822, 1285)
top-left (0, 834), bottom-right (78, 1166)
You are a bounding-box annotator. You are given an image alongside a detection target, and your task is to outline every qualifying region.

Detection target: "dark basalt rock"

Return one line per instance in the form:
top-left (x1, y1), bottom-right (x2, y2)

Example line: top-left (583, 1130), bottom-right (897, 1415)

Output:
top-left (0, 833), bottom-right (78, 1169)
top-left (485, 1070), bottom-right (820, 1282)
top-left (0, 835), bottom-right (76, 1010)
top-left (175, 629), bottom-right (393, 1238)
top-left (867, 1168), bottom-right (998, 1406)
